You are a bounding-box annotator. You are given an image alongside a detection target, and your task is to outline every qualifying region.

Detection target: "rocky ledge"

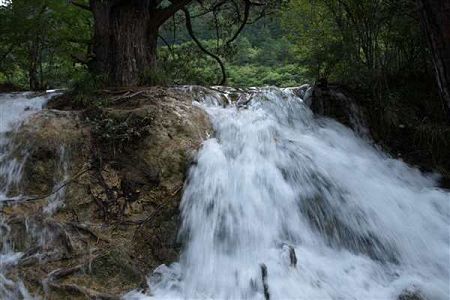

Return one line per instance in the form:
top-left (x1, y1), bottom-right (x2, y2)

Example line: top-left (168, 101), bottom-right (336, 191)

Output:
top-left (2, 87), bottom-right (212, 298)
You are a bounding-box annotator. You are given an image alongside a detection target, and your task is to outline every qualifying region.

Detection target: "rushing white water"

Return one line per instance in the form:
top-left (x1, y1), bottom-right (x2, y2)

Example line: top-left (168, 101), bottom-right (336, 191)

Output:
top-left (0, 92), bottom-right (53, 299)
top-left (128, 87), bottom-right (450, 300)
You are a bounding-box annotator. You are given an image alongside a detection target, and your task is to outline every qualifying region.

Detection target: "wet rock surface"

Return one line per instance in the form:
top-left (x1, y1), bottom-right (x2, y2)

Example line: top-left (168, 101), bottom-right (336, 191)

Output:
top-left (398, 289), bottom-right (428, 300)
top-left (308, 84), bottom-right (450, 188)
top-left (1, 87), bottom-right (212, 298)
top-left (307, 84), bottom-right (369, 137)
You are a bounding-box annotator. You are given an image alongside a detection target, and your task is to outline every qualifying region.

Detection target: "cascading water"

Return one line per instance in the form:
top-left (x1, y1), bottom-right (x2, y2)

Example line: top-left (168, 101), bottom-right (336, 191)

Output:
top-left (128, 87), bottom-right (450, 300)
top-left (44, 145), bottom-right (69, 215)
top-left (0, 92), bottom-right (55, 299)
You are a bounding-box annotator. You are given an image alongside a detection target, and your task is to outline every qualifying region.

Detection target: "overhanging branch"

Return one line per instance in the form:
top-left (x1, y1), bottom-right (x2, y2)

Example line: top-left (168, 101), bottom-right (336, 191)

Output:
top-left (156, 0), bottom-right (193, 26)
top-left (226, 0), bottom-right (251, 47)
top-left (182, 7), bottom-right (227, 85)
top-left (69, 0), bottom-right (91, 11)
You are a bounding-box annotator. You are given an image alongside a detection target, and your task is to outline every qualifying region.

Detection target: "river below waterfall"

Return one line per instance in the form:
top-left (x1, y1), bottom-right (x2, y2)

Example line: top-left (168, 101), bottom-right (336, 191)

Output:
top-left (127, 87), bottom-right (450, 300)
top-left (0, 88), bottom-right (449, 300)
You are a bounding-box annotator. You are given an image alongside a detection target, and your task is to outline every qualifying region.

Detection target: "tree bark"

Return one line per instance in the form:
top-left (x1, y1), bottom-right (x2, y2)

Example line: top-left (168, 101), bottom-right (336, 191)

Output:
top-left (417, 0), bottom-right (450, 117)
top-left (29, 39), bottom-right (42, 91)
top-left (90, 0), bottom-right (159, 87)
top-left (88, 0), bottom-right (192, 87)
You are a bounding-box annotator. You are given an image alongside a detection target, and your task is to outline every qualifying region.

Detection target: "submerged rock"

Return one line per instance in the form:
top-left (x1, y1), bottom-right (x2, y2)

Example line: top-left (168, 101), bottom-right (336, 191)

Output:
top-left (2, 87), bottom-right (212, 297)
top-left (398, 289), bottom-right (428, 300)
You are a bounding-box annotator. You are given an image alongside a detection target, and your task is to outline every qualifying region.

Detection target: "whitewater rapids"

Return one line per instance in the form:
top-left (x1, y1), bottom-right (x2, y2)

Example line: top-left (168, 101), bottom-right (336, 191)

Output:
top-left (127, 87), bottom-right (450, 300)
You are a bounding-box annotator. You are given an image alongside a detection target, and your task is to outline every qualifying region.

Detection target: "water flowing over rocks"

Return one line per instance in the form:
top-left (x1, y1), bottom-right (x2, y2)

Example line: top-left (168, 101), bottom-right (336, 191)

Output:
top-left (305, 84), bottom-right (369, 137)
top-left (307, 84), bottom-right (450, 187)
top-left (1, 86), bottom-right (449, 299)
top-left (127, 86), bottom-right (449, 300)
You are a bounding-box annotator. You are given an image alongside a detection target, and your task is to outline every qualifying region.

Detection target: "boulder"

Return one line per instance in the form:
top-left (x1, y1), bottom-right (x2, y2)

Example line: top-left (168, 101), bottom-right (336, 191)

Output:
top-left (2, 87), bottom-right (212, 297)
top-left (308, 84), bottom-right (369, 137)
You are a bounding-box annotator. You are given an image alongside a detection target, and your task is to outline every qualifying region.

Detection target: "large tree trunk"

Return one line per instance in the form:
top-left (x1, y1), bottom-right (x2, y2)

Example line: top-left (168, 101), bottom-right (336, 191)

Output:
top-left (90, 0), bottom-right (159, 87)
top-left (417, 0), bottom-right (450, 117)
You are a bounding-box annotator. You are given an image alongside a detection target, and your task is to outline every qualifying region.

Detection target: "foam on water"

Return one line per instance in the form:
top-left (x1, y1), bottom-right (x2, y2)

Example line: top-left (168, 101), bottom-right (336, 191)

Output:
top-left (127, 87), bottom-right (450, 300)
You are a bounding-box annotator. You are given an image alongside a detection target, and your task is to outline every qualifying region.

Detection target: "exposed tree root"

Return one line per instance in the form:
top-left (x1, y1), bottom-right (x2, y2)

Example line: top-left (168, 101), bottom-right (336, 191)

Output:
top-left (47, 265), bottom-right (84, 281)
top-left (0, 166), bottom-right (91, 204)
top-left (47, 283), bottom-right (119, 300)
top-left (67, 222), bottom-right (111, 244)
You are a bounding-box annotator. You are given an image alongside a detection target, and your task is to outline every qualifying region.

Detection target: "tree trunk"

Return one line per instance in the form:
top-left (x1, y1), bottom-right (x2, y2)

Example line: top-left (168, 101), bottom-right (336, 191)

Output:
top-left (90, 0), bottom-right (159, 87)
top-left (417, 0), bottom-right (450, 117)
top-left (28, 39), bottom-right (41, 91)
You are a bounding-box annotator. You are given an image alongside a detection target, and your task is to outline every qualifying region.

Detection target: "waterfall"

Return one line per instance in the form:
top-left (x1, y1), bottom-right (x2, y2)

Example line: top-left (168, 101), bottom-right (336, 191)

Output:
top-left (128, 87), bottom-right (450, 300)
top-left (0, 92), bottom-right (54, 299)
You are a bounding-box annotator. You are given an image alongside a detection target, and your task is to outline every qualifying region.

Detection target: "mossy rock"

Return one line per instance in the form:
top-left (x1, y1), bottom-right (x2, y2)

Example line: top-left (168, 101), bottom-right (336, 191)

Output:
top-left (21, 146), bottom-right (58, 196)
top-left (132, 202), bottom-right (181, 272)
top-left (88, 249), bottom-right (142, 286)
top-left (3, 87), bottom-right (212, 298)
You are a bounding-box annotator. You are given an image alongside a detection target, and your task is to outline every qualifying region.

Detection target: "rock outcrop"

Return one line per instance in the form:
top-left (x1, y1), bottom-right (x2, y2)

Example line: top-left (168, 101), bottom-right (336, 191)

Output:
top-left (2, 87), bottom-right (212, 298)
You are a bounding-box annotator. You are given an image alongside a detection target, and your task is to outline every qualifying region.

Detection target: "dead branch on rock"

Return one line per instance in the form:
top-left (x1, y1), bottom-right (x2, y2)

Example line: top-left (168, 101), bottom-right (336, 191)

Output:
top-left (67, 222), bottom-right (110, 243)
top-left (43, 219), bottom-right (75, 254)
top-left (47, 264), bottom-right (84, 281)
top-left (88, 154), bottom-right (146, 222)
top-left (110, 90), bottom-right (146, 104)
top-left (0, 166), bottom-right (91, 205)
top-left (19, 247), bottom-right (100, 268)
top-left (171, 184), bottom-right (184, 196)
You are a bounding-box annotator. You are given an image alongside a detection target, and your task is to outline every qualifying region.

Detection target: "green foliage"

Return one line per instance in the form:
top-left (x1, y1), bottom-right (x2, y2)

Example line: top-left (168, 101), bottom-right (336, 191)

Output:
top-left (228, 64), bottom-right (303, 87)
top-left (0, 0), bottom-right (299, 89)
top-left (156, 38), bottom-right (302, 87)
top-left (278, 0), bottom-right (450, 125)
top-left (70, 71), bottom-right (104, 95)
top-left (155, 15), bottom-right (302, 87)
top-left (68, 71), bottom-right (109, 108)
top-left (0, 0), bottom-right (91, 90)
top-left (0, 0), bottom-right (440, 96)
top-left (157, 40), bottom-right (225, 85)
top-left (140, 67), bottom-right (170, 86)
top-left (281, 0), bottom-right (428, 84)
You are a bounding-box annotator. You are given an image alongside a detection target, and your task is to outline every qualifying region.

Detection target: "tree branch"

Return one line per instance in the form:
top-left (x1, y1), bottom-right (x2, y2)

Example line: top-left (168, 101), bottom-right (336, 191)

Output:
top-left (226, 0), bottom-right (251, 47)
top-left (0, 167), bottom-right (91, 204)
top-left (182, 7), bottom-right (227, 85)
top-left (69, 0), bottom-right (91, 11)
top-left (190, 0), bottom-right (228, 18)
top-left (158, 34), bottom-right (175, 57)
top-left (156, 0), bottom-right (193, 26)
top-left (0, 44), bottom-right (15, 62)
